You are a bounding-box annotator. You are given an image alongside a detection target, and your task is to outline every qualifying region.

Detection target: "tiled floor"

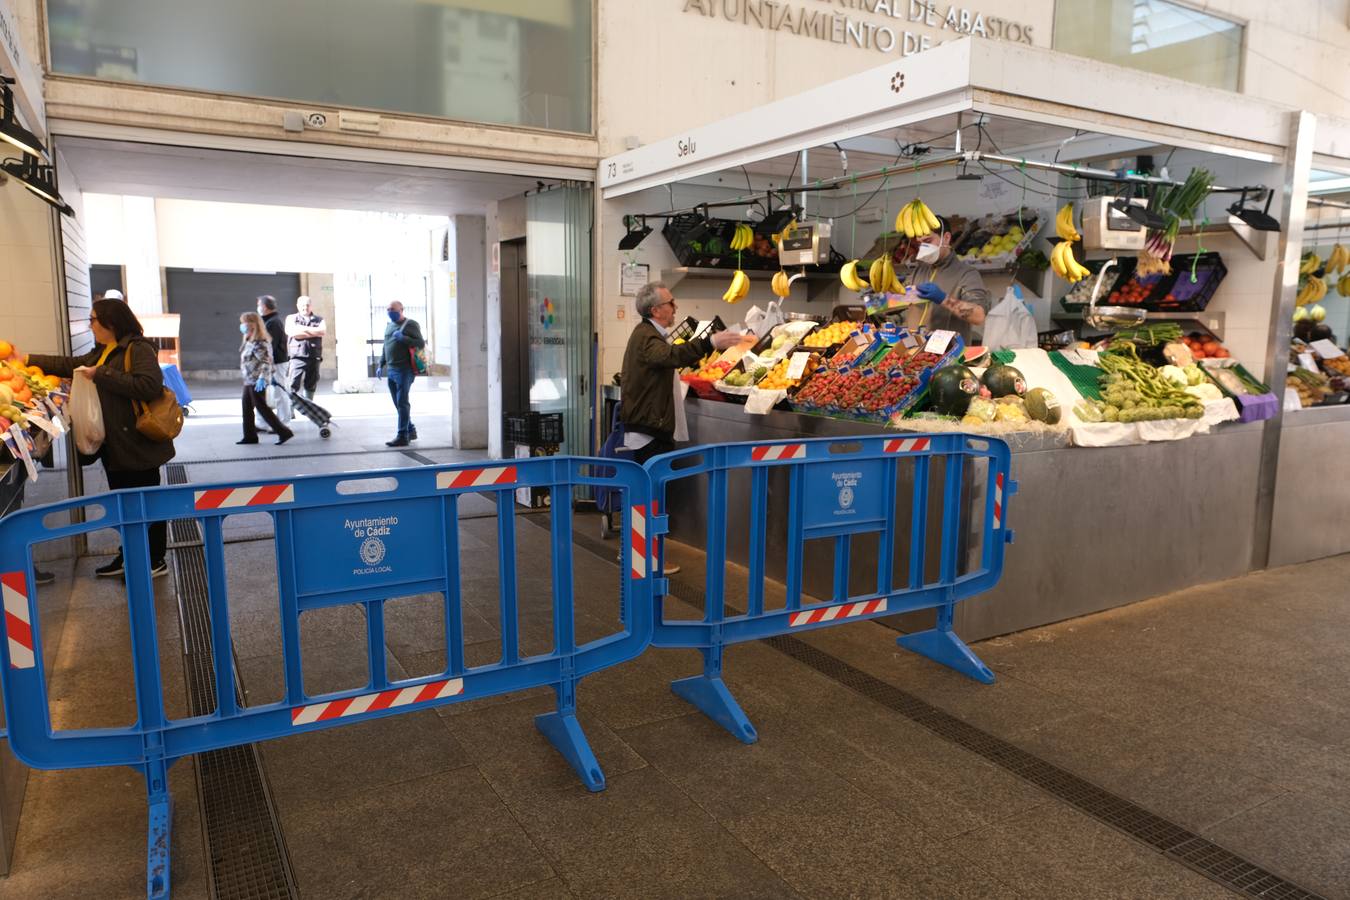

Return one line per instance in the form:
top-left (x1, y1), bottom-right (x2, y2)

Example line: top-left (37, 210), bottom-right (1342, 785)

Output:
top-left (4, 393), bottom-right (1349, 898)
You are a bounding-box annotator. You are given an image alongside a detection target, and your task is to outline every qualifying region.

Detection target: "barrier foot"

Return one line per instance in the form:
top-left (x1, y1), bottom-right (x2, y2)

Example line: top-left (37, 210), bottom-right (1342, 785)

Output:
top-left (146, 788), bottom-right (172, 899)
top-left (671, 675), bottom-right (759, 744)
top-left (897, 629), bottom-right (995, 684)
top-left (535, 711), bottom-right (606, 792)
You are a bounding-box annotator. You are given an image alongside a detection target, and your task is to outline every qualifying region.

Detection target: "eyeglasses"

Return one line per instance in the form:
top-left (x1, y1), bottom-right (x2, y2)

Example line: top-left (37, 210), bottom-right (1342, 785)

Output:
top-left (656, 299), bottom-right (677, 309)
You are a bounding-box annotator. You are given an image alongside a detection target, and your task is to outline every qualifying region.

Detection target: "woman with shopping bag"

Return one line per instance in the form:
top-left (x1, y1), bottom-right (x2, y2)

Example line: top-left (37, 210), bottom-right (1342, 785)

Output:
top-left (26, 299), bottom-right (176, 579)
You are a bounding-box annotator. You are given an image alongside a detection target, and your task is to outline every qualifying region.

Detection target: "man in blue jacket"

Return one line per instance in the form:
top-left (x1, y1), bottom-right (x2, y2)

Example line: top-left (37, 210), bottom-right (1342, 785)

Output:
top-left (378, 300), bottom-right (426, 447)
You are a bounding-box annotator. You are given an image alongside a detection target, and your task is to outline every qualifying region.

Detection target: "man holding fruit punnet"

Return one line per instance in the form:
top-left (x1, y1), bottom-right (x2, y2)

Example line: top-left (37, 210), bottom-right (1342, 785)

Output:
top-left (901, 215), bottom-right (990, 344)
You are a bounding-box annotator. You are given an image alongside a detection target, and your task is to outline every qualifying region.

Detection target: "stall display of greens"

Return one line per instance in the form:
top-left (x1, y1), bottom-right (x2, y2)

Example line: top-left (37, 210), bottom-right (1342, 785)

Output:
top-left (1137, 167), bottom-right (1215, 276)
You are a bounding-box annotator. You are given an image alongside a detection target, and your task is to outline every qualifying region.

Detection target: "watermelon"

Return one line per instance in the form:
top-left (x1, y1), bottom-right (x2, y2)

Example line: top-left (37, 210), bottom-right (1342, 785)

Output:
top-left (929, 365), bottom-right (980, 417)
top-left (1025, 387), bottom-right (1062, 425)
top-left (981, 364), bottom-right (1027, 398)
top-left (964, 345), bottom-right (991, 367)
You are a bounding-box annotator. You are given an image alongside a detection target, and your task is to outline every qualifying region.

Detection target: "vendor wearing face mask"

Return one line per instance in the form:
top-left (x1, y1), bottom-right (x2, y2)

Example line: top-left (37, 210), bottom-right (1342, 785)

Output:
top-left (901, 215), bottom-right (989, 344)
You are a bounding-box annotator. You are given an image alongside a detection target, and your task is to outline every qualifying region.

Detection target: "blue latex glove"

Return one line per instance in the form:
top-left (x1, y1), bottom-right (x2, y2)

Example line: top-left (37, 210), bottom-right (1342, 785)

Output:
top-left (376, 365), bottom-right (387, 379)
top-left (253, 377), bottom-right (267, 393)
top-left (915, 281), bottom-right (946, 303)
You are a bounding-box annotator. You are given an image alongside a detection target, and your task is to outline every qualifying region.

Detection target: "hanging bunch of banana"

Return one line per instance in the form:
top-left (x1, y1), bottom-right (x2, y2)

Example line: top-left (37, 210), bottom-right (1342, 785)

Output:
top-left (1296, 274), bottom-right (1328, 307)
top-left (868, 253), bottom-right (903, 294)
top-left (839, 259), bottom-right (867, 292)
top-left (730, 223), bottom-right (755, 252)
top-left (722, 269), bottom-right (750, 303)
top-left (1299, 251), bottom-right (1322, 277)
top-left (770, 219), bottom-right (798, 247)
top-left (895, 199), bottom-right (939, 238)
top-left (1339, 273), bottom-right (1350, 297)
top-left (1055, 201), bottom-right (1081, 242)
top-left (1324, 244), bottom-right (1348, 277)
top-left (771, 269), bottom-right (792, 298)
top-left (1049, 202), bottom-right (1091, 282)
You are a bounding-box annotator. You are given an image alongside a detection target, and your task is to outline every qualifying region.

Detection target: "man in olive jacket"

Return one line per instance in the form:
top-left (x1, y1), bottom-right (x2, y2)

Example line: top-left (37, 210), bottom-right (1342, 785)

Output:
top-left (620, 282), bottom-right (739, 465)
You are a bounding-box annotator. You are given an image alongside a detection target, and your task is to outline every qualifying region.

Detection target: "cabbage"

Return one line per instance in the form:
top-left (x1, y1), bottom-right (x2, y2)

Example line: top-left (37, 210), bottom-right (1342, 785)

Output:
top-left (1160, 365), bottom-right (1188, 386)
top-left (1184, 384), bottom-right (1223, 402)
top-left (1183, 365), bottom-right (1206, 386)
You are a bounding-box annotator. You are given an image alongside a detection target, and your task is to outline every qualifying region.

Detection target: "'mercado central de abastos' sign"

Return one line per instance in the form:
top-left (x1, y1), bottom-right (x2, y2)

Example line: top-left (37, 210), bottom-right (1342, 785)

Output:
top-left (681, 0), bottom-right (1036, 55)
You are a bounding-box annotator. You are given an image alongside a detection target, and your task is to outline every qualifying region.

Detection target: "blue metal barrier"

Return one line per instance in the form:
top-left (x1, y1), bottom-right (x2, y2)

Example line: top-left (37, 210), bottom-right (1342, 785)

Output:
top-left (0, 456), bottom-right (656, 898)
top-left (643, 434), bottom-right (1016, 744)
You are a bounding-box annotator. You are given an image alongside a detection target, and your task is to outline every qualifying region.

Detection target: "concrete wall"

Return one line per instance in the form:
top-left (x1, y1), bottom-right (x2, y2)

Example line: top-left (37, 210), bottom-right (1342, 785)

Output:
top-left (0, 177), bottom-right (61, 357)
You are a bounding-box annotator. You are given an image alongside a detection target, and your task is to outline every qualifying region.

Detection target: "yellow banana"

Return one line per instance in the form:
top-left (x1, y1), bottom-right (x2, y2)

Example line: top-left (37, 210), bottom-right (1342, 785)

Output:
top-left (868, 257), bottom-right (886, 292)
top-left (919, 201), bottom-right (940, 233)
top-left (839, 260), bottom-right (866, 292)
top-left (771, 270), bottom-right (791, 298)
top-left (1300, 253), bottom-right (1321, 276)
top-left (896, 205), bottom-right (912, 238)
top-left (1050, 241), bottom-right (1067, 279)
top-left (1315, 275), bottom-right (1328, 302)
top-left (1056, 203), bottom-right (1081, 242)
top-left (724, 270), bottom-right (749, 302)
top-left (1340, 274), bottom-right (1350, 296)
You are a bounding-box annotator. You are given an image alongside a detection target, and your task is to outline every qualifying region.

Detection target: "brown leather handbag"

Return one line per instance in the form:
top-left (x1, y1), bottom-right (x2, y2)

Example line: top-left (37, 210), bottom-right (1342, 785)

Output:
top-left (124, 342), bottom-right (184, 441)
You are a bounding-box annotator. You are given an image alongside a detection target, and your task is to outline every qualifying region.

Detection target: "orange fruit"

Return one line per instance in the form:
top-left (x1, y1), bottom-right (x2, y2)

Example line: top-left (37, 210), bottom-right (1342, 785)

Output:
top-left (0, 340), bottom-right (12, 359)
top-left (15, 387), bottom-right (31, 404)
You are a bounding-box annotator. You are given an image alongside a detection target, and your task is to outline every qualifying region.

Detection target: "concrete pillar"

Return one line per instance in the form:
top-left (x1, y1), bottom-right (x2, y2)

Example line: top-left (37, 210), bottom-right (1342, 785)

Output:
top-left (124, 196), bottom-right (163, 314)
top-left (450, 215), bottom-right (488, 449)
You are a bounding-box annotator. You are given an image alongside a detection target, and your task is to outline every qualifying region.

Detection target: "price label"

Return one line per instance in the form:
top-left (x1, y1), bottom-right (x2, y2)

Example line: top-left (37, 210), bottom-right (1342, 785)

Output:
top-left (8, 423), bottom-right (36, 481)
top-left (26, 413), bottom-right (60, 437)
top-left (1298, 352), bottom-right (1319, 373)
top-left (786, 352), bottom-right (810, 381)
top-left (1060, 348), bottom-right (1100, 367)
top-left (925, 330), bottom-right (956, 354)
top-left (1284, 387), bottom-right (1302, 412)
top-left (899, 330), bottom-right (919, 349)
top-left (1311, 339), bottom-right (1345, 359)
top-left (744, 389), bottom-right (781, 415)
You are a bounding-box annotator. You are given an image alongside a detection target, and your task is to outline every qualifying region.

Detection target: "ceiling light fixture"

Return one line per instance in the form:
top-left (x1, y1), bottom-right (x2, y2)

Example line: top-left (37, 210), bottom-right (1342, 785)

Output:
top-left (1, 156), bottom-right (74, 215)
top-left (1226, 187), bottom-right (1281, 232)
top-left (0, 76), bottom-right (45, 159)
top-left (617, 214), bottom-right (651, 250)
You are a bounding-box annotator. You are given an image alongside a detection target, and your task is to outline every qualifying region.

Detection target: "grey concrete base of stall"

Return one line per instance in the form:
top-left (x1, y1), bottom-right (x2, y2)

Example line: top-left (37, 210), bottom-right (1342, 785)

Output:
top-left (3, 406), bottom-right (1350, 898)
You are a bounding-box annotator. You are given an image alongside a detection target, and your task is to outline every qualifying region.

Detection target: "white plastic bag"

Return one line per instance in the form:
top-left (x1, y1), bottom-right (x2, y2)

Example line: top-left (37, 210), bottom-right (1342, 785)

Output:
top-left (68, 375), bottom-right (105, 456)
top-left (981, 285), bottom-right (1039, 350)
top-left (744, 299), bottom-right (786, 337)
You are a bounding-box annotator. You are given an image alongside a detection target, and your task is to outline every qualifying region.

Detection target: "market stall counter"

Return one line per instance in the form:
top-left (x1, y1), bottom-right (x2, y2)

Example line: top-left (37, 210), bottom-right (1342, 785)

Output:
top-left (1269, 403), bottom-right (1350, 569)
top-left (673, 395), bottom-right (1264, 641)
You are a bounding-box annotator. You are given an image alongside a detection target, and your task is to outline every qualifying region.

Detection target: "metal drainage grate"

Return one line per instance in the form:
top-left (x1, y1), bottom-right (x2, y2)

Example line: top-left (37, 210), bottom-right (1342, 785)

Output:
top-left (760, 633), bottom-right (1326, 900)
top-left (398, 449), bottom-right (439, 466)
top-left (166, 464), bottom-right (299, 900)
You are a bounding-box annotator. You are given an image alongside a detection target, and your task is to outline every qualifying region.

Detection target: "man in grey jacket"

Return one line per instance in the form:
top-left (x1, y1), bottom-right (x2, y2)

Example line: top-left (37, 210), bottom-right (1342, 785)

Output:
top-left (901, 215), bottom-right (990, 345)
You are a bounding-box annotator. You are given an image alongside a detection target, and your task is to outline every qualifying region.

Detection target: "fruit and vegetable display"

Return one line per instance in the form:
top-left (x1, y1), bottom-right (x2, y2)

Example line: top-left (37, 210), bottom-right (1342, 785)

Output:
top-left (803, 321), bottom-right (860, 348)
top-left (1181, 332), bottom-right (1230, 360)
top-left (1107, 270), bottom-right (1166, 307)
top-left (1289, 368), bottom-right (1333, 407)
top-left (756, 353), bottom-right (822, 391)
top-left (955, 209), bottom-right (1038, 268)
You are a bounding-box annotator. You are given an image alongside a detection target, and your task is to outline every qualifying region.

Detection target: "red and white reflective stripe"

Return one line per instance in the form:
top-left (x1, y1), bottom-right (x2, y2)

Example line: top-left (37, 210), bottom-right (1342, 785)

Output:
top-left (630, 504), bottom-right (648, 580)
top-left (883, 437), bottom-right (931, 453)
top-left (2, 571), bottom-right (34, 669)
top-left (194, 484), bottom-right (295, 510)
top-left (993, 472), bottom-right (1005, 528)
top-left (750, 443), bottom-right (806, 462)
top-left (436, 466), bottom-right (517, 490)
top-left (788, 597), bottom-right (887, 628)
top-left (291, 677), bottom-right (464, 726)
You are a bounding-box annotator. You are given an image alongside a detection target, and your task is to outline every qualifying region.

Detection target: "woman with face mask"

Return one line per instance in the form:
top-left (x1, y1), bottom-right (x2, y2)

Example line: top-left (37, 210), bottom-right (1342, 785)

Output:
top-left (901, 215), bottom-right (990, 344)
top-left (238, 312), bottom-right (294, 445)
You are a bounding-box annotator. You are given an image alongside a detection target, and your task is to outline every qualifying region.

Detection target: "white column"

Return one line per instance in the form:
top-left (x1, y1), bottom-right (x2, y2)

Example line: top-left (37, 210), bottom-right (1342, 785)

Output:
top-left (450, 215), bottom-right (488, 449)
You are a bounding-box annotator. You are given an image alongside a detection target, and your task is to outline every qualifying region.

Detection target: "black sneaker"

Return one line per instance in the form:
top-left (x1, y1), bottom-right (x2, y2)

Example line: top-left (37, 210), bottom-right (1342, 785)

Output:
top-left (408, 428), bottom-right (419, 441)
top-left (95, 556), bottom-right (124, 578)
top-left (386, 436), bottom-right (410, 447)
top-left (33, 568), bottom-right (55, 586)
